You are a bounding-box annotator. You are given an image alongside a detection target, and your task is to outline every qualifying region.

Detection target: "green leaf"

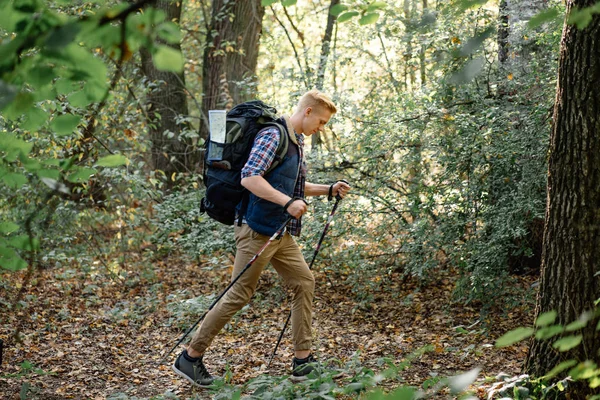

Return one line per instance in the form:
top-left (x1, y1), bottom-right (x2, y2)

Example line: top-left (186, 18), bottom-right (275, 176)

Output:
top-left (83, 81), bottom-right (106, 103)
top-left (535, 311), bottom-right (558, 327)
top-left (68, 90), bottom-right (93, 108)
top-left (495, 327), bottom-right (534, 347)
top-left (3, 92), bottom-right (34, 120)
top-left (8, 235), bottom-right (40, 251)
top-left (330, 4), bottom-right (348, 16)
top-left (21, 107), bottom-right (49, 132)
top-left (152, 45), bottom-right (184, 73)
top-left (96, 154), bottom-right (128, 167)
top-left (543, 359), bottom-right (578, 380)
top-left (67, 167), bottom-right (96, 183)
top-left (19, 153), bottom-right (41, 172)
top-left (157, 22), bottom-right (182, 44)
top-left (367, 1), bottom-right (387, 13)
top-left (36, 169), bottom-right (61, 180)
top-left (2, 173), bottom-right (28, 189)
top-left (568, 7), bottom-right (594, 29)
top-left (45, 23), bottom-right (81, 50)
top-left (28, 66), bottom-right (57, 89)
top-left (0, 221), bottom-right (20, 234)
top-left (338, 11), bottom-right (359, 23)
top-left (0, 80), bottom-right (18, 110)
top-left (566, 319), bottom-right (588, 332)
top-left (387, 387), bottom-right (417, 400)
top-left (456, 0), bottom-right (489, 12)
top-left (261, 0), bottom-right (278, 5)
top-left (0, 3), bottom-right (30, 32)
top-left (569, 361), bottom-right (598, 380)
top-left (55, 78), bottom-right (79, 95)
top-left (281, 0), bottom-right (297, 6)
top-left (448, 367), bottom-right (481, 394)
top-left (528, 8), bottom-right (561, 29)
top-left (552, 335), bottom-right (583, 352)
top-left (51, 114), bottom-right (81, 137)
top-left (359, 13), bottom-right (380, 25)
top-left (536, 325), bottom-right (564, 340)
top-left (0, 132), bottom-right (33, 159)
top-left (0, 246), bottom-right (28, 271)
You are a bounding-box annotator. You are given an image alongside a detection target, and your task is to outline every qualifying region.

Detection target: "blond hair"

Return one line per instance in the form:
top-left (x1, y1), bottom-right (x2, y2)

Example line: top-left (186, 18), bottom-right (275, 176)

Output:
top-left (297, 89), bottom-right (337, 114)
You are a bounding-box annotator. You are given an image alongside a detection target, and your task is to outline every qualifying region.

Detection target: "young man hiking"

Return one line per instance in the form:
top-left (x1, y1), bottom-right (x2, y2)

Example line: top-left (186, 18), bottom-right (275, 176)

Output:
top-left (172, 90), bottom-right (351, 386)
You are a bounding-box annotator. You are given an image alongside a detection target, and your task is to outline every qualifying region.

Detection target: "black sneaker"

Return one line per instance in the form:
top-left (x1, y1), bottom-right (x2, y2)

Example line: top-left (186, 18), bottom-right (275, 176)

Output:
top-left (172, 350), bottom-right (214, 387)
top-left (291, 354), bottom-right (319, 381)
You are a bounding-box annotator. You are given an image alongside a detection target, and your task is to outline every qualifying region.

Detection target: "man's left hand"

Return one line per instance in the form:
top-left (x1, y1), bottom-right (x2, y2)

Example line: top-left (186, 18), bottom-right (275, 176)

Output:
top-left (332, 181), bottom-right (351, 199)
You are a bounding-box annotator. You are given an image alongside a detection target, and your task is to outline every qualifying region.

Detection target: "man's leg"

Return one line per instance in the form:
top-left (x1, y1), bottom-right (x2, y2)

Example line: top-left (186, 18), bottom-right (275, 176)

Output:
top-left (188, 224), bottom-right (280, 354)
top-left (173, 224), bottom-right (280, 386)
top-left (269, 233), bottom-right (315, 356)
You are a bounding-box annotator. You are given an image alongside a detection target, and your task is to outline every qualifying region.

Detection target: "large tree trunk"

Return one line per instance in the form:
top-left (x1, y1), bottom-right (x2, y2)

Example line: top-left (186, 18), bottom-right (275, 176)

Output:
top-left (140, 0), bottom-right (191, 178)
top-left (200, 0), bottom-right (264, 139)
top-left (524, 2), bottom-right (600, 398)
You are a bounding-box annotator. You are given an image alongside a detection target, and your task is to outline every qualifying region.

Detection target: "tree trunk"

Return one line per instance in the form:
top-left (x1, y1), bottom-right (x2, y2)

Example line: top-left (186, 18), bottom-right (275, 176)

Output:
top-left (140, 0), bottom-right (191, 179)
top-left (201, 0), bottom-right (264, 140)
top-left (419, 0), bottom-right (428, 87)
top-left (497, 0), bottom-right (547, 72)
top-left (311, 0), bottom-right (340, 151)
top-left (524, 2), bottom-right (600, 397)
top-left (497, 0), bottom-right (509, 64)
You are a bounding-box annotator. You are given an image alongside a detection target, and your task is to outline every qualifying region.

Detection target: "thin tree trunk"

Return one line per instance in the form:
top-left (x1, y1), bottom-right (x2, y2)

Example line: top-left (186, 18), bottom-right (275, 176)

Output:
top-left (311, 0), bottom-right (340, 151)
top-left (403, 0), bottom-right (415, 90)
top-left (524, 2), bottom-right (600, 398)
top-left (419, 0), bottom-right (428, 86)
top-left (140, 0), bottom-right (191, 178)
top-left (497, 0), bottom-right (509, 64)
top-left (201, 0), bottom-right (264, 139)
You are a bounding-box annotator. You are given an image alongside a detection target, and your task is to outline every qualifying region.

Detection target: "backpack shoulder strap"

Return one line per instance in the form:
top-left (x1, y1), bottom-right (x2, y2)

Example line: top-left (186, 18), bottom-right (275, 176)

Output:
top-left (263, 121), bottom-right (290, 175)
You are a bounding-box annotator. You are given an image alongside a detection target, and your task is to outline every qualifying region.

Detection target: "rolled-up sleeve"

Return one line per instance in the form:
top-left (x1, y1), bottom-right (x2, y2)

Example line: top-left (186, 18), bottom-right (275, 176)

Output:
top-left (241, 127), bottom-right (281, 178)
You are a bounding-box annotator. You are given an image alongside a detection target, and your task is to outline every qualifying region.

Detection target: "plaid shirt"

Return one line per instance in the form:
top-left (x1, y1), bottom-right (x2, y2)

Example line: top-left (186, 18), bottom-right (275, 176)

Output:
top-left (241, 127), bottom-right (306, 236)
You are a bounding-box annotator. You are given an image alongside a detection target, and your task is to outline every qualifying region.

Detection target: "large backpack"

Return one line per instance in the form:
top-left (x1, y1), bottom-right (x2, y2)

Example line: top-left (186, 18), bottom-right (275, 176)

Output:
top-left (200, 100), bottom-right (290, 225)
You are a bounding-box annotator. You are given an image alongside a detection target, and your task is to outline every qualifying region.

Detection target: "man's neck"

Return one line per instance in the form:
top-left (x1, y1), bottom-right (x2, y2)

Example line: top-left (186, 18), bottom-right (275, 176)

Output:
top-left (289, 112), bottom-right (303, 135)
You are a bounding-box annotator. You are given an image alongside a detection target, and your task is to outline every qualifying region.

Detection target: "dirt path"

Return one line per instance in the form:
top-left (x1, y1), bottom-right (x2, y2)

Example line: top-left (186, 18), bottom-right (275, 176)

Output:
top-left (0, 256), bottom-right (534, 399)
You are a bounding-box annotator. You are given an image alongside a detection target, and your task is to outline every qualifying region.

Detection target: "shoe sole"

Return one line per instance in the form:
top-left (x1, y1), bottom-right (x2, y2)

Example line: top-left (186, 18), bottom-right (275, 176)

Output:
top-left (171, 364), bottom-right (213, 388)
top-left (290, 374), bottom-right (308, 382)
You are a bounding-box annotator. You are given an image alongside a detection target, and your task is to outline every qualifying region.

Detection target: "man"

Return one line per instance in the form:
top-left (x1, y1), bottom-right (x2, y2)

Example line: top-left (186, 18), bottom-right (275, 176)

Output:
top-left (172, 89), bottom-right (351, 386)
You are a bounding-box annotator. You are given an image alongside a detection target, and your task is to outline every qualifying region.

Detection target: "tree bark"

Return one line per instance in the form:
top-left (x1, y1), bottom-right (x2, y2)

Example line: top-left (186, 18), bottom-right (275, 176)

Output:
top-left (200, 0), bottom-right (264, 140)
top-left (497, 0), bottom-right (547, 70)
top-left (524, 2), bottom-right (600, 397)
top-left (140, 0), bottom-right (191, 178)
top-left (311, 0), bottom-right (340, 151)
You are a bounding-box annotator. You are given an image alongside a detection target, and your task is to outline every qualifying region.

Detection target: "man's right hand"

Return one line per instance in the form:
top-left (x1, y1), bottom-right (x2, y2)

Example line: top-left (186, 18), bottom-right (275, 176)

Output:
top-left (286, 199), bottom-right (307, 219)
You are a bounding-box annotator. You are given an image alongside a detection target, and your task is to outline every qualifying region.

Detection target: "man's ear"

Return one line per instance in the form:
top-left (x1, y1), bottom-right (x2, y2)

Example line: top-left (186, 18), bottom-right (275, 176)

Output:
top-left (304, 107), bottom-right (312, 116)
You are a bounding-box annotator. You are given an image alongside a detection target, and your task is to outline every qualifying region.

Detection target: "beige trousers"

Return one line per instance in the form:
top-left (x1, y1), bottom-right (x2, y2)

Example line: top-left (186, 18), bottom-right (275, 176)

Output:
top-left (188, 223), bottom-right (315, 353)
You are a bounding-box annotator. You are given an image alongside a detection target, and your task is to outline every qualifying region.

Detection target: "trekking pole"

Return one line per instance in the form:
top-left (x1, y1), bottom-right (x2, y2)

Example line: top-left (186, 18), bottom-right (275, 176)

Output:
top-left (160, 217), bottom-right (292, 364)
top-left (267, 185), bottom-right (347, 368)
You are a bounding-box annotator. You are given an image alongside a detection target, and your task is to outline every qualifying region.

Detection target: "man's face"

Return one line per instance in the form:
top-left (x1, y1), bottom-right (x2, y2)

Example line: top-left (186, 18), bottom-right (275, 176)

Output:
top-left (302, 106), bottom-right (333, 136)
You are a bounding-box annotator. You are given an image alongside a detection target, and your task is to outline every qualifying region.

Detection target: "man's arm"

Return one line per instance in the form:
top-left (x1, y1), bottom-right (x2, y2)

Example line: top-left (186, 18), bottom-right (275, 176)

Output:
top-left (240, 127), bottom-right (307, 219)
top-left (305, 181), bottom-right (351, 198)
top-left (241, 176), bottom-right (307, 218)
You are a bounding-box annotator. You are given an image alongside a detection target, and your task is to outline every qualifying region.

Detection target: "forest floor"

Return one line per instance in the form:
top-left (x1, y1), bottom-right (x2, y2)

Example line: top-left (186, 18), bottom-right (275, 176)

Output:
top-left (0, 249), bottom-right (535, 400)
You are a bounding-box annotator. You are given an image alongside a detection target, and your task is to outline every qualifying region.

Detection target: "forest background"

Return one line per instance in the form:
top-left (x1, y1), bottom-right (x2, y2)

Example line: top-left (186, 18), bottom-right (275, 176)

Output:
top-left (1, 0), bottom-right (599, 399)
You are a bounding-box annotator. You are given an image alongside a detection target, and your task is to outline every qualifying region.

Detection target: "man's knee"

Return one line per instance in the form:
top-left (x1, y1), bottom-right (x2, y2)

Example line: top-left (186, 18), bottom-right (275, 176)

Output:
top-left (293, 273), bottom-right (315, 294)
top-left (225, 286), bottom-right (255, 307)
